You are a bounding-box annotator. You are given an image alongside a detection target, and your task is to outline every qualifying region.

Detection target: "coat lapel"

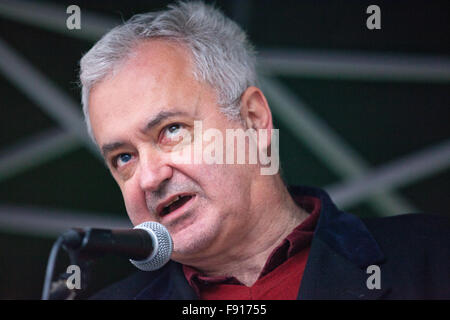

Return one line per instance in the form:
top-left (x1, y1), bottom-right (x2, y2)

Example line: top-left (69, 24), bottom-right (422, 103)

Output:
top-left (298, 237), bottom-right (391, 299)
top-left (294, 186), bottom-right (391, 299)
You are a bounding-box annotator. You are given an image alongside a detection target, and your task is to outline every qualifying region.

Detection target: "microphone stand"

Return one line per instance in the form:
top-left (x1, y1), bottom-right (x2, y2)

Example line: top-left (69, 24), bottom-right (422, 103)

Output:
top-left (46, 251), bottom-right (93, 300)
top-left (42, 228), bottom-right (99, 300)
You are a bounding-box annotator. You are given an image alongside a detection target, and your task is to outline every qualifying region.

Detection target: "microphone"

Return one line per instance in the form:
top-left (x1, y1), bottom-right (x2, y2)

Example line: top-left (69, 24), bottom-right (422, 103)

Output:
top-left (61, 221), bottom-right (173, 271)
top-left (42, 221), bottom-right (173, 299)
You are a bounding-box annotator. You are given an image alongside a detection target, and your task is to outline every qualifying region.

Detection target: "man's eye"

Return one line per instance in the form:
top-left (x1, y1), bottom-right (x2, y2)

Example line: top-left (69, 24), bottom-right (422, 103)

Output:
top-left (161, 123), bottom-right (186, 144)
top-left (166, 124), bottom-right (181, 136)
top-left (115, 153), bottom-right (132, 167)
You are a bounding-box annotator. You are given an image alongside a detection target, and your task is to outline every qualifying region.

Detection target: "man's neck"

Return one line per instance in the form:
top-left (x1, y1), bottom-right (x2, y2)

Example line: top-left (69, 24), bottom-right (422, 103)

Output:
top-left (196, 177), bottom-right (309, 287)
top-left (214, 212), bottom-right (304, 287)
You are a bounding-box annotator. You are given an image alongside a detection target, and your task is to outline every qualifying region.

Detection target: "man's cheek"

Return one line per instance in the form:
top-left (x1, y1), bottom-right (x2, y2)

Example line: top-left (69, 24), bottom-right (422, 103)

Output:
top-left (123, 189), bottom-right (151, 225)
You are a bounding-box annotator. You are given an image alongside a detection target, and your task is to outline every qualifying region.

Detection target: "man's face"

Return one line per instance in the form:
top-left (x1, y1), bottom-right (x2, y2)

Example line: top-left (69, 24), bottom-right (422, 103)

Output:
top-left (89, 40), bottom-right (258, 263)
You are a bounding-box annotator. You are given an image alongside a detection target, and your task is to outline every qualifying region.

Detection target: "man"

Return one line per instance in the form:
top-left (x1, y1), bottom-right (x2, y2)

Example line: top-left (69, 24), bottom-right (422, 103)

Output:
top-left (80, 2), bottom-right (449, 299)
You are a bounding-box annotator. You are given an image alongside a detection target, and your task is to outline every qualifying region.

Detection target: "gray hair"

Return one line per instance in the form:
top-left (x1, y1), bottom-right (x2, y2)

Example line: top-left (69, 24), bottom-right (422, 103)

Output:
top-left (79, 1), bottom-right (257, 142)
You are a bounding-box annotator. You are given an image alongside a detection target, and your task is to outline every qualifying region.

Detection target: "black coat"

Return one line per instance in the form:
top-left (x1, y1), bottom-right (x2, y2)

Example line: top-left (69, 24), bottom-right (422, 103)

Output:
top-left (90, 186), bottom-right (450, 299)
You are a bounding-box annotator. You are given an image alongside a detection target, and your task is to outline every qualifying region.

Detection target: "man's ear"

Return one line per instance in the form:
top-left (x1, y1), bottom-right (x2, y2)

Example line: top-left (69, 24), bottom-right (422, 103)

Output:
top-left (239, 86), bottom-right (273, 150)
top-left (240, 86), bottom-right (272, 130)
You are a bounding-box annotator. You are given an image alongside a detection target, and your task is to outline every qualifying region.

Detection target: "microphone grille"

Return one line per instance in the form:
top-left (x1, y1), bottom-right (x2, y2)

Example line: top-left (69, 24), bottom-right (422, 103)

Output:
top-left (129, 221), bottom-right (173, 271)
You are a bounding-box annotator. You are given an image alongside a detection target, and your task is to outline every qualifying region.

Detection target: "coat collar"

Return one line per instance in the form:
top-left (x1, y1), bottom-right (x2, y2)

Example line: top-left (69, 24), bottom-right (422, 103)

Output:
top-left (291, 186), bottom-right (391, 299)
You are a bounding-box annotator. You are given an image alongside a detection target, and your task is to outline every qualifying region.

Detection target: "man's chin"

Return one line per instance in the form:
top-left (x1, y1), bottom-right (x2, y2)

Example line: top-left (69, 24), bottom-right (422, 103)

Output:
top-left (169, 228), bottom-right (215, 263)
top-left (163, 212), bottom-right (221, 263)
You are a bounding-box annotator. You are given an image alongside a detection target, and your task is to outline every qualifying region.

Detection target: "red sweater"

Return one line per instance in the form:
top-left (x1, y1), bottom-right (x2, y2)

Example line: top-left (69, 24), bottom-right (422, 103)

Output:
top-left (183, 196), bottom-right (321, 300)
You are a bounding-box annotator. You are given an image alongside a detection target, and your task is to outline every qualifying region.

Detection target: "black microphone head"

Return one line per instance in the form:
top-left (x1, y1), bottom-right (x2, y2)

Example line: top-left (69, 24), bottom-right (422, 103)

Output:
top-left (129, 221), bottom-right (173, 271)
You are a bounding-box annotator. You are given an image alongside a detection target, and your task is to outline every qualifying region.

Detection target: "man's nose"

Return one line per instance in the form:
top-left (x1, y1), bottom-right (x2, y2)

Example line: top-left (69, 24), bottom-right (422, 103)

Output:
top-left (138, 153), bottom-right (173, 192)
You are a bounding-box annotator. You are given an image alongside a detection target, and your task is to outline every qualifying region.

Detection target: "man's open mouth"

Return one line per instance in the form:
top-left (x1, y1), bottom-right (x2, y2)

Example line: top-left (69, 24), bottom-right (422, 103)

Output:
top-left (160, 194), bottom-right (194, 216)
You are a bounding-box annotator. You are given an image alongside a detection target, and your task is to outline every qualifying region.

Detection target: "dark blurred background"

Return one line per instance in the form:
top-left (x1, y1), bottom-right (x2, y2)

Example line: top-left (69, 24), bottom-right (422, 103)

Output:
top-left (0, 0), bottom-right (448, 299)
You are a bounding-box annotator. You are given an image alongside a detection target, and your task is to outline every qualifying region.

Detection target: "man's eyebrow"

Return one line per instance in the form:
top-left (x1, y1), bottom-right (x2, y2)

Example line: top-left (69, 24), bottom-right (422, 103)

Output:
top-left (101, 142), bottom-right (126, 158)
top-left (141, 110), bottom-right (191, 133)
top-left (100, 110), bottom-right (191, 158)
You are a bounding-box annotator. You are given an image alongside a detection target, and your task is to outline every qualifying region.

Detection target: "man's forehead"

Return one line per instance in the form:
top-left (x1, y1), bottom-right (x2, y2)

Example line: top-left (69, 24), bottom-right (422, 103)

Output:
top-left (91, 73), bottom-right (212, 147)
top-left (88, 41), bottom-right (205, 141)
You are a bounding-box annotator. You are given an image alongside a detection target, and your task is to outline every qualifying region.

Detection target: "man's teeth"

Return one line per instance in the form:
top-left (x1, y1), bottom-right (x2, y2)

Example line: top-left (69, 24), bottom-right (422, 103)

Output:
top-left (165, 196), bottom-right (181, 209)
